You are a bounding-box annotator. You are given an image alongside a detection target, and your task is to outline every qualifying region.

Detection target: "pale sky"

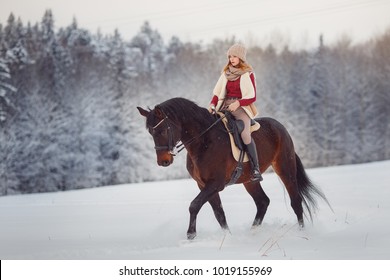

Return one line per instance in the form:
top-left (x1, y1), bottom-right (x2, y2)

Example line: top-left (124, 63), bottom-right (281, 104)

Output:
top-left (1, 0), bottom-right (390, 49)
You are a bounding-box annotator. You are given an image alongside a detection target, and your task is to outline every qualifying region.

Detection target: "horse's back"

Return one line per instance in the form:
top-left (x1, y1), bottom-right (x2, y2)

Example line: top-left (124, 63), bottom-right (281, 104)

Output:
top-left (254, 117), bottom-right (293, 143)
top-left (252, 117), bottom-right (295, 168)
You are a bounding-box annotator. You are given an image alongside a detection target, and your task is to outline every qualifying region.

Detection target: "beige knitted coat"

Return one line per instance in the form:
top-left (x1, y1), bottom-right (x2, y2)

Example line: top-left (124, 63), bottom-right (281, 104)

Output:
top-left (212, 72), bottom-right (258, 118)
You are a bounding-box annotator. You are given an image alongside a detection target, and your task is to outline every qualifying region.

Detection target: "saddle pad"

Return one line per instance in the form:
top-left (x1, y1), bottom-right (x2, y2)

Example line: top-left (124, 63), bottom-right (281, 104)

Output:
top-left (217, 112), bottom-right (260, 162)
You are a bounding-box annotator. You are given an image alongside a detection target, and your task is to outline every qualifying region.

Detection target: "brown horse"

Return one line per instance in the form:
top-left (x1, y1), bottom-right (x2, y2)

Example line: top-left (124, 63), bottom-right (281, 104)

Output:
top-left (137, 97), bottom-right (329, 240)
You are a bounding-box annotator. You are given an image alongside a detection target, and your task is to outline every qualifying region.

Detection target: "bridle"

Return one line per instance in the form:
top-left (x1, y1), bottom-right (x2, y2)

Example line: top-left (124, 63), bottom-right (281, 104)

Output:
top-left (151, 110), bottom-right (225, 156)
top-left (152, 115), bottom-right (180, 155)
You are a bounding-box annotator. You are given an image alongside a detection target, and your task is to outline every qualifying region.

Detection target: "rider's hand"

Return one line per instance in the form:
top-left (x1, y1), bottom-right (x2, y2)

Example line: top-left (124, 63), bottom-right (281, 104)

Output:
top-left (228, 100), bottom-right (240, 112)
top-left (208, 104), bottom-right (216, 114)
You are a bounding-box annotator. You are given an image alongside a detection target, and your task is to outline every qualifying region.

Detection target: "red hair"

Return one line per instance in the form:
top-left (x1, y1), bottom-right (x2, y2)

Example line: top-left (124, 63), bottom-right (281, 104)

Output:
top-left (222, 59), bottom-right (253, 72)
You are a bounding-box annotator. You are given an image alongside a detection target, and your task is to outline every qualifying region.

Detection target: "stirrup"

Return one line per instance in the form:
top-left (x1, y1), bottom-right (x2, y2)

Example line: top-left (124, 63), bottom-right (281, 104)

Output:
top-left (251, 170), bottom-right (263, 182)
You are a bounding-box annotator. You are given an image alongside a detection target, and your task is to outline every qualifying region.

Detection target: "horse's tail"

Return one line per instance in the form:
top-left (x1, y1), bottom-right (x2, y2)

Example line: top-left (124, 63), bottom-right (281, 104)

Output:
top-left (295, 153), bottom-right (332, 221)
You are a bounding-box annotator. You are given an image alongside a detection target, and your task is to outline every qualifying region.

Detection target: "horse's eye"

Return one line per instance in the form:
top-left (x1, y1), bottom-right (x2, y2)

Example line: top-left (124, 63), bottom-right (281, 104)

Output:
top-left (150, 127), bottom-right (166, 137)
top-left (155, 130), bottom-right (167, 137)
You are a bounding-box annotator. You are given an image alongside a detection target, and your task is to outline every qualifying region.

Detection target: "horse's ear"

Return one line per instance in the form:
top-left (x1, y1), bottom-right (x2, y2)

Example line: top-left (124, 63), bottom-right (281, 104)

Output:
top-left (137, 106), bottom-right (149, 118)
top-left (154, 106), bottom-right (165, 119)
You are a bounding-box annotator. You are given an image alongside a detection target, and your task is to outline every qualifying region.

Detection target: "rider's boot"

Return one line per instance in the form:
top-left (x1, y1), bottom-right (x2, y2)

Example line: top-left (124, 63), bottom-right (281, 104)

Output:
top-left (245, 139), bottom-right (263, 182)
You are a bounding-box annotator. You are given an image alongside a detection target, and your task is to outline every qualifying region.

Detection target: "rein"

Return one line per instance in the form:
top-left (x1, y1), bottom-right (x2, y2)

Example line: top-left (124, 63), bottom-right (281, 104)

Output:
top-left (152, 112), bottom-right (225, 156)
top-left (175, 114), bottom-right (225, 154)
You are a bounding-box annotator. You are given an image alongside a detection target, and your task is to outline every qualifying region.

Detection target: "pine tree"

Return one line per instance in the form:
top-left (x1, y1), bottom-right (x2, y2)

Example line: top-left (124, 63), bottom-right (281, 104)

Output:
top-left (371, 29), bottom-right (390, 161)
top-left (0, 58), bottom-right (16, 123)
top-left (130, 21), bottom-right (166, 79)
top-left (305, 35), bottom-right (333, 165)
top-left (38, 10), bottom-right (57, 98)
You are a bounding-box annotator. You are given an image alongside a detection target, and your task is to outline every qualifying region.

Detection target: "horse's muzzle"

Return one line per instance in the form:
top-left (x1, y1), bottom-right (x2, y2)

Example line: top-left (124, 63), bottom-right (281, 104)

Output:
top-left (160, 160), bottom-right (172, 167)
top-left (157, 152), bottom-right (174, 167)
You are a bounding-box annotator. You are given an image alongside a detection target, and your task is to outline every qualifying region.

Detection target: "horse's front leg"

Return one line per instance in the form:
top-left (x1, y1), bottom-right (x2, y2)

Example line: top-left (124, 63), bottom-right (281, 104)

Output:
top-left (187, 187), bottom-right (219, 240)
top-left (208, 193), bottom-right (229, 231)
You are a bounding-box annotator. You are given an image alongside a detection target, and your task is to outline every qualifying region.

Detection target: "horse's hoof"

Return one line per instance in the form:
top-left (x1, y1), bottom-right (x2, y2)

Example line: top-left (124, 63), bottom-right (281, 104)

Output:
top-left (187, 232), bottom-right (196, 240)
top-left (251, 219), bottom-right (262, 228)
top-left (222, 227), bottom-right (232, 235)
top-left (250, 225), bottom-right (260, 231)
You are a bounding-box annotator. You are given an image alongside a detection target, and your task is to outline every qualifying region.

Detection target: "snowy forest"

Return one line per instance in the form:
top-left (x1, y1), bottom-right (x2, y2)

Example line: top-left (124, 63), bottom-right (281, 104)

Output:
top-left (0, 10), bottom-right (389, 195)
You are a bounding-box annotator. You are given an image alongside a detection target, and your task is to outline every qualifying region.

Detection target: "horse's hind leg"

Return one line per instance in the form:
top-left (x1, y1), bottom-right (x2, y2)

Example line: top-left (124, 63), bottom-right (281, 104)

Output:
top-left (208, 193), bottom-right (229, 231)
top-left (244, 181), bottom-right (270, 227)
top-left (273, 160), bottom-right (304, 227)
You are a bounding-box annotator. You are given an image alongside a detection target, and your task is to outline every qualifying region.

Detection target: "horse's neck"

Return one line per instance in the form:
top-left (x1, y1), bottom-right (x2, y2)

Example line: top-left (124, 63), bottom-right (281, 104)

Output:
top-left (179, 115), bottom-right (210, 141)
top-left (180, 121), bottom-right (203, 141)
top-left (180, 115), bottom-right (223, 149)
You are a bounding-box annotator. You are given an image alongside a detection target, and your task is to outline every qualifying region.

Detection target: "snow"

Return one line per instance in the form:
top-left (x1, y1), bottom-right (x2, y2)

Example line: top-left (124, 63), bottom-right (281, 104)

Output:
top-left (0, 160), bottom-right (389, 260)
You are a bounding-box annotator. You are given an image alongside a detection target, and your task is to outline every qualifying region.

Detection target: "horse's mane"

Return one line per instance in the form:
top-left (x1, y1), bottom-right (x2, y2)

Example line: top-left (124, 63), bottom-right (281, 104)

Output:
top-left (155, 97), bottom-right (215, 126)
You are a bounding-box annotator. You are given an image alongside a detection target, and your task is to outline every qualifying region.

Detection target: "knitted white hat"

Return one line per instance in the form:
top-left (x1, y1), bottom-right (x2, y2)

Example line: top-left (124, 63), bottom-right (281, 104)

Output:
top-left (226, 43), bottom-right (247, 62)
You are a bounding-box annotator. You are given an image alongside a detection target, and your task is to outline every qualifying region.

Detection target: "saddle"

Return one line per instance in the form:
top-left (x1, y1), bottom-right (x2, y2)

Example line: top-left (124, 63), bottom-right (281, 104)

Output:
top-left (217, 111), bottom-right (260, 186)
top-left (217, 111), bottom-right (260, 163)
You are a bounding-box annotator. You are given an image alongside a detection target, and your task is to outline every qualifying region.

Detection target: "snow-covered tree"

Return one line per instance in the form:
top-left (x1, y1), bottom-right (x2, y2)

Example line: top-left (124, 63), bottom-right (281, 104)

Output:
top-left (130, 21), bottom-right (166, 78)
top-left (0, 58), bottom-right (16, 123)
top-left (371, 29), bottom-right (390, 161)
top-left (305, 35), bottom-right (335, 165)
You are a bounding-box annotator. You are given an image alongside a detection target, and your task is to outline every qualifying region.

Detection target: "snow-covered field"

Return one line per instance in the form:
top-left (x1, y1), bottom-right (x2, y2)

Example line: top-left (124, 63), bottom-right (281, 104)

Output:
top-left (0, 160), bottom-right (389, 260)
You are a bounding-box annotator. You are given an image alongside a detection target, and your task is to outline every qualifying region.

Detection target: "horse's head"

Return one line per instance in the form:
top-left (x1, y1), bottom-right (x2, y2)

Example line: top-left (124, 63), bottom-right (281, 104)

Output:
top-left (137, 105), bottom-right (181, 167)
